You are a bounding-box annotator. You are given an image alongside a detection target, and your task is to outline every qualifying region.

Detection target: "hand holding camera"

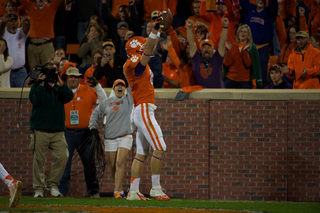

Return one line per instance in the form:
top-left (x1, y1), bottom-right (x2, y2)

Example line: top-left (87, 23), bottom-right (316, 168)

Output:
top-left (100, 54), bottom-right (110, 67)
top-left (29, 65), bottom-right (59, 85)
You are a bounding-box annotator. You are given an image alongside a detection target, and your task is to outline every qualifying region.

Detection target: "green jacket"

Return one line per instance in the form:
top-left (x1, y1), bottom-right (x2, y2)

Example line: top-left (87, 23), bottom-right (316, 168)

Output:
top-left (247, 43), bottom-right (263, 88)
top-left (29, 82), bottom-right (73, 131)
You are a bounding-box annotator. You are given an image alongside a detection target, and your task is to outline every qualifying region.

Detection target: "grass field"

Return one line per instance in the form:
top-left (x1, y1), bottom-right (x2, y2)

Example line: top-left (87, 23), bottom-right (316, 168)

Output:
top-left (0, 196), bottom-right (320, 213)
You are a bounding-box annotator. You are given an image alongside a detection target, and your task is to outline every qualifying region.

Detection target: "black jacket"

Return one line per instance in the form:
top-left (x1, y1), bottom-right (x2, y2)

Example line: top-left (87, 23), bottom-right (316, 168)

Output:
top-left (93, 55), bottom-right (127, 88)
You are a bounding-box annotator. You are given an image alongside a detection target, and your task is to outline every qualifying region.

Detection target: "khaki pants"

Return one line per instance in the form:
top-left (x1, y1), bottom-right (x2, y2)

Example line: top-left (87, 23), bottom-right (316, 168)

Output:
top-left (27, 42), bottom-right (55, 71)
top-left (30, 130), bottom-right (69, 191)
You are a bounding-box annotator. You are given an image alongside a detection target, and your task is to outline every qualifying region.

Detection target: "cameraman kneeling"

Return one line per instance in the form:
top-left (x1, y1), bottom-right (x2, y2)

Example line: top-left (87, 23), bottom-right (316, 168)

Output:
top-left (29, 64), bottom-right (73, 198)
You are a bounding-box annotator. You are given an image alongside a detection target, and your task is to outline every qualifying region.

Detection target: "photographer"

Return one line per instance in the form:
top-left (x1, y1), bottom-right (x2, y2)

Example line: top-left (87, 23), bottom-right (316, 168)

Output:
top-left (93, 41), bottom-right (127, 88)
top-left (29, 64), bottom-right (73, 198)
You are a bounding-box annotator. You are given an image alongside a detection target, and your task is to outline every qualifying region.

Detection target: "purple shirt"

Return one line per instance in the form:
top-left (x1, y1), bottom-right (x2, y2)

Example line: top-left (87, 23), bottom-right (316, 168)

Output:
top-left (264, 80), bottom-right (293, 89)
top-left (191, 50), bottom-right (224, 88)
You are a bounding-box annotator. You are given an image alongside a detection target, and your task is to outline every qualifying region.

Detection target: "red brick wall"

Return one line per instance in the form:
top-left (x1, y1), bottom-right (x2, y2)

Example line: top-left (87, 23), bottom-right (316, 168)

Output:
top-left (0, 98), bottom-right (319, 201)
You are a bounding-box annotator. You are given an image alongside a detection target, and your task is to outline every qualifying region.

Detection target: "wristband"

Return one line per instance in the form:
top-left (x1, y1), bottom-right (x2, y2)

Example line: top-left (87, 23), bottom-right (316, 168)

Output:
top-left (223, 26), bottom-right (228, 29)
top-left (143, 52), bottom-right (152, 57)
top-left (149, 32), bottom-right (157, 39)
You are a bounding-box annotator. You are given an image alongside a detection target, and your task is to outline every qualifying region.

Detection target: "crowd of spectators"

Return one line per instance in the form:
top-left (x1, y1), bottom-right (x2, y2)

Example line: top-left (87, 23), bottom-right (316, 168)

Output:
top-left (0, 0), bottom-right (320, 89)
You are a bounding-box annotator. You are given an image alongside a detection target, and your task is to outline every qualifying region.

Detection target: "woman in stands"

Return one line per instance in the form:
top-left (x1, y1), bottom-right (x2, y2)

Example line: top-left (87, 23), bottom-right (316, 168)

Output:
top-left (0, 38), bottom-right (13, 88)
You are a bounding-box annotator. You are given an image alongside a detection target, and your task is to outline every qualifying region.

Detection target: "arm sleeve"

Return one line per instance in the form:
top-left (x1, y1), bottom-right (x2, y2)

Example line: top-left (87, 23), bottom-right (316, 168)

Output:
top-left (286, 54), bottom-right (295, 79)
top-left (223, 47), bottom-right (233, 67)
top-left (275, 15), bottom-right (287, 48)
top-left (0, 55), bottom-right (13, 74)
top-left (135, 62), bottom-right (146, 76)
top-left (29, 82), bottom-right (44, 106)
top-left (168, 26), bottom-right (181, 58)
top-left (93, 64), bottom-right (105, 80)
top-left (306, 52), bottom-right (320, 77)
top-left (57, 83), bottom-right (74, 104)
top-left (77, 42), bottom-right (90, 58)
top-left (94, 83), bottom-right (108, 104)
top-left (241, 50), bottom-right (252, 68)
top-left (89, 100), bottom-right (106, 130)
top-left (225, 0), bottom-right (236, 22)
top-left (167, 45), bottom-right (181, 68)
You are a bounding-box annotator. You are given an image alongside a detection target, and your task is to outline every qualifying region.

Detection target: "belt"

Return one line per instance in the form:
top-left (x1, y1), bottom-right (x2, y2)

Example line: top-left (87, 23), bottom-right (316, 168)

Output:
top-left (29, 40), bottom-right (52, 46)
top-left (11, 66), bottom-right (24, 72)
top-left (66, 128), bottom-right (89, 132)
top-left (36, 129), bottom-right (63, 133)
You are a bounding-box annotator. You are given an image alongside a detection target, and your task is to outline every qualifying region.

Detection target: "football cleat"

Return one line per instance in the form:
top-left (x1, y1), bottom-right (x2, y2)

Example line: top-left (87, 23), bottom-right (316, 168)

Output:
top-left (150, 186), bottom-right (170, 201)
top-left (126, 190), bottom-right (150, 201)
top-left (9, 180), bottom-right (23, 208)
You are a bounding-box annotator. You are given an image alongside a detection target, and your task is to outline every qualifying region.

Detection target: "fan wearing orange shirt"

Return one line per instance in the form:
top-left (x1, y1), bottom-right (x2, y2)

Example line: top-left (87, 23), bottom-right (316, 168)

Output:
top-left (200, 0), bottom-right (236, 50)
top-left (59, 66), bottom-right (107, 197)
top-left (123, 15), bottom-right (170, 201)
top-left (19, 0), bottom-right (61, 71)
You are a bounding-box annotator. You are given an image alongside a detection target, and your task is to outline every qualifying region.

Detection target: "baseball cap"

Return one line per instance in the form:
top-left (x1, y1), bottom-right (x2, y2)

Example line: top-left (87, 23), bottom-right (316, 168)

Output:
top-left (269, 64), bottom-right (281, 73)
top-left (295, 31), bottom-right (309, 39)
top-left (151, 10), bottom-right (160, 19)
top-left (102, 41), bottom-right (115, 48)
top-left (113, 79), bottom-right (126, 87)
top-left (200, 39), bottom-right (214, 48)
top-left (6, 14), bottom-right (17, 21)
top-left (117, 21), bottom-right (128, 29)
top-left (63, 67), bottom-right (83, 79)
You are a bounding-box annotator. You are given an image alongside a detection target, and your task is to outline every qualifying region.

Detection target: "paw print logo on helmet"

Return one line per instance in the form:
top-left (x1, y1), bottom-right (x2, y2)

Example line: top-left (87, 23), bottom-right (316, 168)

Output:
top-left (126, 36), bottom-right (147, 57)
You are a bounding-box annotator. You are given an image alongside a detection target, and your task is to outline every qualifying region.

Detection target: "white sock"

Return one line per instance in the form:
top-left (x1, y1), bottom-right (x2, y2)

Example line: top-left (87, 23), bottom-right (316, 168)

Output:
top-left (152, 174), bottom-right (160, 188)
top-left (0, 163), bottom-right (13, 186)
top-left (130, 177), bottom-right (140, 192)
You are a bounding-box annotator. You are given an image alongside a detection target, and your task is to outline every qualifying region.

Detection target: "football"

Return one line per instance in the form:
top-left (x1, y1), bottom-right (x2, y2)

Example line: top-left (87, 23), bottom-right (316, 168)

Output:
top-left (159, 8), bottom-right (173, 32)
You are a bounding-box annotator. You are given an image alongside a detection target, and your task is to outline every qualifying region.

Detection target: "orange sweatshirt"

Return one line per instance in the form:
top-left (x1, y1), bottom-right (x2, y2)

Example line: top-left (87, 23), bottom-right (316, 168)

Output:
top-left (224, 43), bottom-right (252, 82)
top-left (287, 44), bottom-right (320, 89)
top-left (19, 0), bottom-right (61, 38)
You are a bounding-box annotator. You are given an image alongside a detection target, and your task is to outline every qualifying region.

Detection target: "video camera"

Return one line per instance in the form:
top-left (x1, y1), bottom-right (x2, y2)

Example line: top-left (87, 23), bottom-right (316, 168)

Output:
top-left (29, 65), bottom-right (58, 85)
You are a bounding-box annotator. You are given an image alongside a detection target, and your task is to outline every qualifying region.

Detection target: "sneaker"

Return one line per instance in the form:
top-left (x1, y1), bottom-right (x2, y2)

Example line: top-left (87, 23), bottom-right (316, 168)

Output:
top-left (9, 180), bottom-right (23, 208)
top-left (126, 190), bottom-right (150, 201)
top-left (90, 193), bottom-right (100, 198)
top-left (150, 186), bottom-right (170, 201)
top-left (50, 187), bottom-right (63, 197)
top-left (114, 191), bottom-right (126, 198)
top-left (34, 189), bottom-right (44, 198)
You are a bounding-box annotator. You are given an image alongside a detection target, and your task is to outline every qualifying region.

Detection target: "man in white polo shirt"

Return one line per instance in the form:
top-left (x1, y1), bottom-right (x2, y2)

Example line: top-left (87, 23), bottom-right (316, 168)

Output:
top-left (0, 14), bottom-right (30, 87)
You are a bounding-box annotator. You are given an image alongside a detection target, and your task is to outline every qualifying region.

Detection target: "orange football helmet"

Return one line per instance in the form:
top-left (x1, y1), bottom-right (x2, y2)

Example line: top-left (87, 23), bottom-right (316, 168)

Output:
top-left (125, 36), bottom-right (147, 57)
